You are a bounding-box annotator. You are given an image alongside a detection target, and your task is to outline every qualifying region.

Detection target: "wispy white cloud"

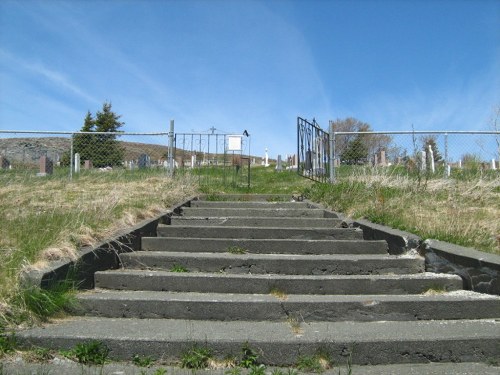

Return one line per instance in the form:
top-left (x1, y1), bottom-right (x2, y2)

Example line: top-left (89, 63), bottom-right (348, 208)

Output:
top-left (0, 48), bottom-right (99, 105)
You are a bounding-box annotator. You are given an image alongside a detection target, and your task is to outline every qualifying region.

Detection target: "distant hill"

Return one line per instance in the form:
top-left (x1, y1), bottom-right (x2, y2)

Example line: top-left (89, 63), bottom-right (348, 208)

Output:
top-left (0, 137), bottom-right (263, 167)
top-left (0, 137), bottom-right (170, 166)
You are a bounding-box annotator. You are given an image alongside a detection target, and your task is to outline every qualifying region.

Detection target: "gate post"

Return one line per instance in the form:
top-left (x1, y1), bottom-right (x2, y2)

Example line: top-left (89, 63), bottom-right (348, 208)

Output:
top-left (329, 120), bottom-right (335, 183)
top-left (168, 119), bottom-right (174, 176)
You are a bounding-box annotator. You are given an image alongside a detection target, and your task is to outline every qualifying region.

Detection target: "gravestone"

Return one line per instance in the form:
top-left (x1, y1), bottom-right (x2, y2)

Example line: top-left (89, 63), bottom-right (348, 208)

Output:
top-left (0, 156), bottom-right (10, 169)
top-left (37, 156), bottom-right (53, 176)
top-left (138, 154), bottom-right (150, 169)
top-left (373, 154), bottom-right (378, 167)
top-left (420, 151), bottom-right (426, 171)
top-left (380, 150), bottom-right (386, 166)
top-left (428, 145), bottom-right (435, 173)
top-left (74, 153), bottom-right (81, 174)
top-left (492, 159), bottom-right (497, 171)
top-left (276, 155), bottom-right (283, 172)
top-left (84, 160), bottom-right (93, 169)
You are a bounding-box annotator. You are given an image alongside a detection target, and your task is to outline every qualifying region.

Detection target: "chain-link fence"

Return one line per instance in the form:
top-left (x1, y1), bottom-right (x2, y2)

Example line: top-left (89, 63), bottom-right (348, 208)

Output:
top-left (0, 130), bottom-right (171, 179)
top-left (331, 131), bottom-right (499, 181)
top-left (0, 130), bottom-right (253, 188)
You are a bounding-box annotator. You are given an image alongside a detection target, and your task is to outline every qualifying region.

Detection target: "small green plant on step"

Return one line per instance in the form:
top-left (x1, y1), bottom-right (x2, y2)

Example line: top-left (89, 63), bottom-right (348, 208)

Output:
top-left (0, 328), bottom-right (16, 357)
top-left (170, 264), bottom-right (189, 273)
top-left (240, 342), bottom-right (259, 368)
top-left (248, 364), bottom-right (266, 375)
top-left (296, 353), bottom-right (332, 373)
top-left (227, 246), bottom-right (247, 254)
top-left (132, 354), bottom-right (155, 367)
top-left (180, 344), bottom-right (212, 369)
top-left (62, 340), bottom-right (109, 365)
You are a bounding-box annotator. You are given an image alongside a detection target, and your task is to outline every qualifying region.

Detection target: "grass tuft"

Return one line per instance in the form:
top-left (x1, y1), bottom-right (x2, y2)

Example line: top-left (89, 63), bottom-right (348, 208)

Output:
top-left (180, 345), bottom-right (212, 369)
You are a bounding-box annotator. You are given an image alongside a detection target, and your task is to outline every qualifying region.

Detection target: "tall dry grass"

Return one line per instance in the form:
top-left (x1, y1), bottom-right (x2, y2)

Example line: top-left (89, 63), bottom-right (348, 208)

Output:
top-left (0, 169), bottom-right (198, 326)
top-left (307, 167), bottom-right (500, 254)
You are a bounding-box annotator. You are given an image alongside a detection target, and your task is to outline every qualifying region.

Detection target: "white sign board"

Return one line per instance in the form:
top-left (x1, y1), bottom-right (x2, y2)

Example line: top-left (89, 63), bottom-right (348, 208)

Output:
top-left (227, 135), bottom-right (242, 151)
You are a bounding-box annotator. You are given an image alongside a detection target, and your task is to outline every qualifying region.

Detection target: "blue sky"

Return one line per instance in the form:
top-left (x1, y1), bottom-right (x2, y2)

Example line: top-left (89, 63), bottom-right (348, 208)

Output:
top-left (1, 0), bottom-right (499, 158)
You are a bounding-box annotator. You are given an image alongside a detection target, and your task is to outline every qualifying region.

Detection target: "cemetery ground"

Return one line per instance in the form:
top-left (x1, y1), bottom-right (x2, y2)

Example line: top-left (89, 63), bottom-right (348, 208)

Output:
top-left (0, 164), bottom-right (499, 373)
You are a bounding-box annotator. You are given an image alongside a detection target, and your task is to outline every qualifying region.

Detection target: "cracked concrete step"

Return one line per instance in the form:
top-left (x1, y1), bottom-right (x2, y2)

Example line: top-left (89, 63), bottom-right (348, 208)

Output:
top-left (120, 252), bottom-right (424, 275)
top-left (169, 216), bottom-right (343, 228)
top-left (141, 237), bottom-right (389, 255)
top-left (190, 201), bottom-right (311, 208)
top-left (16, 317), bottom-right (500, 365)
top-left (74, 290), bottom-right (500, 322)
top-left (156, 225), bottom-right (363, 240)
top-left (180, 207), bottom-right (337, 218)
top-left (95, 270), bottom-right (463, 295)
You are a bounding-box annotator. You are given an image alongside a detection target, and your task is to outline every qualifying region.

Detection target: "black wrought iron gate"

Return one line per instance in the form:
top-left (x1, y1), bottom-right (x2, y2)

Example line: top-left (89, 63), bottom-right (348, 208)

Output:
top-left (297, 117), bottom-right (330, 183)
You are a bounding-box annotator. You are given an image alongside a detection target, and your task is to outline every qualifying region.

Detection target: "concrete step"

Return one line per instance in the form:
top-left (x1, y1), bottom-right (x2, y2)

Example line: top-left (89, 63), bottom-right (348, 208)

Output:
top-left (74, 290), bottom-right (500, 322)
top-left (141, 237), bottom-right (389, 255)
top-left (190, 200), bottom-right (311, 208)
top-left (16, 317), bottom-right (500, 365)
top-left (169, 216), bottom-right (343, 228)
top-left (181, 207), bottom-right (336, 218)
top-left (95, 270), bottom-right (463, 294)
top-left (156, 224), bottom-right (363, 240)
top-left (120, 252), bottom-right (424, 275)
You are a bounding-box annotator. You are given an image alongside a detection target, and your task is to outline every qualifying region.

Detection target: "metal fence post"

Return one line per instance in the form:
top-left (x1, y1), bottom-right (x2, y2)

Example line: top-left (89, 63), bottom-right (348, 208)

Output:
top-left (70, 135), bottom-right (74, 181)
top-left (329, 120), bottom-right (335, 183)
top-left (168, 120), bottom-right (174, 176)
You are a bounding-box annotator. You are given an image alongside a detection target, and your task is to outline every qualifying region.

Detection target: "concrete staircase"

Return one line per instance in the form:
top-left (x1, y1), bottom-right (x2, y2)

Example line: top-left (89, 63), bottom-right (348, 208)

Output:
top-left (17, 197), bottom-right (500, 367)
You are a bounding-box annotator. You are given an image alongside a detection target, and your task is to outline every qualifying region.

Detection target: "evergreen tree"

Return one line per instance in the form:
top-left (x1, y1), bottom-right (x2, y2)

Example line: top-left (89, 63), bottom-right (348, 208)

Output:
top-left (73, 102), bottom-right (125, 168)
top-left (341, 135), bottom-right (369, 164)
top-left (422, 136), bottom-right (443, 163)
top-left (73, 111), bottom-right (96, 163)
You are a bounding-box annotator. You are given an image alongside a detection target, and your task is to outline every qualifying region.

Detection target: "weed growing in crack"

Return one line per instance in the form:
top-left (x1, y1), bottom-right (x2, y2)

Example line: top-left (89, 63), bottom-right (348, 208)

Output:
top-left (295, 348), bottom-right (333, 373)
top-left (61, 340), bottom-right (109, 365)
top-left (269, 288), bottom-right (288, 301)
top-left (132, 354), bottom-right (155, 367)
top-left (287, 316), bottom-right (303, 335)
top-left (248, 364), bottom-right (266, 375)
top-left (169, 264), bottom-right (189, 273)
top-left (227, 246), bottom-right (247, 254)
top-left (240, 342), bottom-right (259, 368)
top-left (180, 345), bottom-right (212, 369)
top-left (422, 284), bottom-right (447, 295)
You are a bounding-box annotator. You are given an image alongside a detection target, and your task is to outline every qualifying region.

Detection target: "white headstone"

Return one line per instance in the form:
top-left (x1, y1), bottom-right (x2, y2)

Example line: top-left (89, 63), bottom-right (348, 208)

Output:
top-left (458, 160), bottom-right (462, 169)
top-left (492, 159), bottom-right (497, 170)
top-left (264, 148), bottom-right (269, 167)
top-left (74, 153), bottom-right (80, 174)
top-left (428, 145), bottom-right (435, 173)
top-left (420, 151), bottom-right (426, 171)
top-left (191, 154), bottom-right (196, 168)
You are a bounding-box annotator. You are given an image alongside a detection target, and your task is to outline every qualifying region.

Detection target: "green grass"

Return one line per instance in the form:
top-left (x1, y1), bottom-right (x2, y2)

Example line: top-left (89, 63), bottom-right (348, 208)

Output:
top-left (61, 340), bottom-right (110, 365)
top-left (0, 168), bottom-right (198, 326)
top-left (169, 264), bottom-right (189, 273)
top-left (180, 345), bottom-right (212, 369)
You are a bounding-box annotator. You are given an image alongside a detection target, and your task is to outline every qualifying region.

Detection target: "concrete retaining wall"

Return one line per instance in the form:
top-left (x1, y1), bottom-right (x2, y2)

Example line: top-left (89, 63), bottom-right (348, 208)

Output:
top-left (20, 197), bottom-right (193, 290)
top-left (349, 217), bottom-right (500, 295)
